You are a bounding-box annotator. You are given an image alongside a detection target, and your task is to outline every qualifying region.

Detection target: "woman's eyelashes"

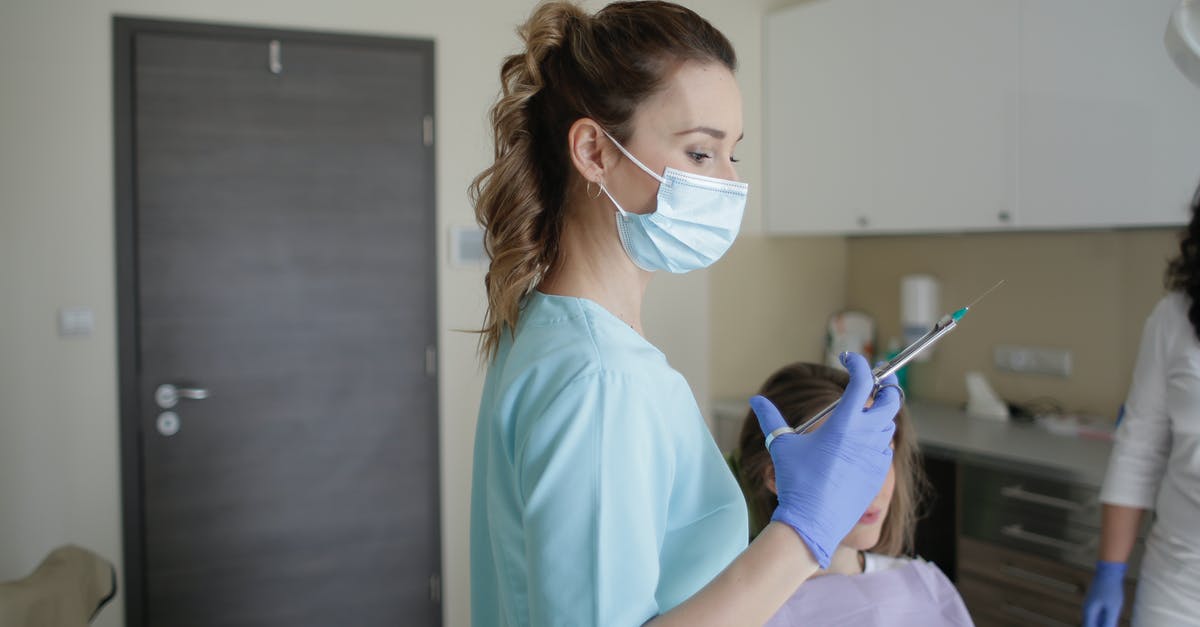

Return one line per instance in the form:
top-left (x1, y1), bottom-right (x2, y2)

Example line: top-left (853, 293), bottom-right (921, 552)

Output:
top-left (686, 150), bottom-right (740, 165)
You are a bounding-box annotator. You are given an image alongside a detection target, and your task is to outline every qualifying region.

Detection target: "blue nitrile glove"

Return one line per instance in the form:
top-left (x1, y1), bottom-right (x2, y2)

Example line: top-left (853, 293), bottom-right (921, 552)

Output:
top-left (1083, 561), bottom-right (1126, 627)
top-left (750, 352), bottom-right (899, 568)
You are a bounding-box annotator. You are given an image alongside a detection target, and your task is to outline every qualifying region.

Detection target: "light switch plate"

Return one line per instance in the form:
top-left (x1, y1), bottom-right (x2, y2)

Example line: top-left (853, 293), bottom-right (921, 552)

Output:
top-left (449, 225), bottom-right (487, 267)
top-left (993, 344), bottom-right (1072, 377)
top-left (58, 306), bottom-right (94, 338)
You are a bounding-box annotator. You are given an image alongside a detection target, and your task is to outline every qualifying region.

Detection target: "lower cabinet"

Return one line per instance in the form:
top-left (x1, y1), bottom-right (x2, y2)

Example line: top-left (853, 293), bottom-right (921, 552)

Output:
top-left (958, 537), bottom-right (1134, 627)
top-left (954, 463), bottom-right (1143, 626)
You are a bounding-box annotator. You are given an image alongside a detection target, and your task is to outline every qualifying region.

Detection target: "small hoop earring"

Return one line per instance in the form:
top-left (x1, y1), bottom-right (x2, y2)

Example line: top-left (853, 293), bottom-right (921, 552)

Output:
top-left (586, 180), bottom-right (602, 200)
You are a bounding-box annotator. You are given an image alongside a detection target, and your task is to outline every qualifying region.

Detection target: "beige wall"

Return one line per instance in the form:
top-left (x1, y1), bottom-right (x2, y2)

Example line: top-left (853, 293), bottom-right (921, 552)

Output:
top-left (0, 1), bottom-right (775, 626)
top-left (708, 235), bottom-right (848, 400)
top-left (843, 230), bottom-right (1179, 417)
top-left (709, 228), bottom-right (1181, 435)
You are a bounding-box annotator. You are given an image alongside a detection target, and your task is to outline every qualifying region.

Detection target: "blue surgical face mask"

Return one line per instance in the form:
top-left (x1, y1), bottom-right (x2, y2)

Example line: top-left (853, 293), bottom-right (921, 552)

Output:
top-left (600, 131), bottom-right (748, 273)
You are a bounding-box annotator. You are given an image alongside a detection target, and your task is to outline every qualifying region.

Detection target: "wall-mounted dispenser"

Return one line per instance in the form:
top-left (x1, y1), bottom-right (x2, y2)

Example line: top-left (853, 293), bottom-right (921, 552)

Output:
top-left (900, 274), bottom-right (939, 363)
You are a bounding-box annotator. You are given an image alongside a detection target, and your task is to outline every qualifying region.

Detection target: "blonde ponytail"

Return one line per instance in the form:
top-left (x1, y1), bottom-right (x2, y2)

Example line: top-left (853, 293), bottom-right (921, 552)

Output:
top-left (470, 2), bottom-right (586, 360)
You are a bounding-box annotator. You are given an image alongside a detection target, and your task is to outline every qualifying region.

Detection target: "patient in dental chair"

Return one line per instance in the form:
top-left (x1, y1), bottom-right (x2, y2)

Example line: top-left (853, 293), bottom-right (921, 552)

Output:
top-left (729, 362), bottom-right (973, 626)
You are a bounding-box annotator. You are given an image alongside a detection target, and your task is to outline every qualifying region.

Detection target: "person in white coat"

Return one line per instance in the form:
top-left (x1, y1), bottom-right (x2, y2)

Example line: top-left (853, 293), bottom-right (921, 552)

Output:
top-left (1084, 180), bottom-right (1200, 627)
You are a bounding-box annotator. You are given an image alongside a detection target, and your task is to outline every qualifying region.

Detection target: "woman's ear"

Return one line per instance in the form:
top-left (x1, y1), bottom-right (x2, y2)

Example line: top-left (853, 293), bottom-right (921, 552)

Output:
top-left (763, 463), bottom-right (777, 496)
top-left (567, 118), bottom-right (610, 185)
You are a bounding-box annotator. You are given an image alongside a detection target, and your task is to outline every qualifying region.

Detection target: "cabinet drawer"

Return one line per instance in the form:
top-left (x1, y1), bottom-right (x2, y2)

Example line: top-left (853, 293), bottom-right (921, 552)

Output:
top-left (959, 537), bottom-right (1135, 625)
top-left (959, 464), bottom-right (1147, 570)
top-left (959, 573), bottom-right (1106, 627)
top-left (959, 537), bottom-right (1089, 602)
top-left (962, 512), bottom-right (1099, 569)
top-left (961, 464), bottom-right (1100, 568)
top-left (961, 464), bottom-right (1100, 530)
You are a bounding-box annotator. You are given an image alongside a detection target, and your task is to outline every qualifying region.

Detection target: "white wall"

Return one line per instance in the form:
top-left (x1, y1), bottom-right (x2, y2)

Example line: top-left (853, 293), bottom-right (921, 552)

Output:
top-left (0, 1), bottom-right (778, 625)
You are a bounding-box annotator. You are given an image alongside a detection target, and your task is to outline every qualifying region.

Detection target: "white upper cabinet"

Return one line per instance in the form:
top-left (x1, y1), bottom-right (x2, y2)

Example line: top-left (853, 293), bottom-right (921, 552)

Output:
top-left (872, 0), bottom-right (1019, 232)
top-left (765, 0), bottom-right (1200, 234)
top-left (1019, 0), bottom-right (1200, 228)
top-left (765, 0), bottom-right (874, 234)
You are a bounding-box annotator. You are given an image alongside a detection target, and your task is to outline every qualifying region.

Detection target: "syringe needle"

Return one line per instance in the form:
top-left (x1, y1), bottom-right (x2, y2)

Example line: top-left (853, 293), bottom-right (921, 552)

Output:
top-left (964, 279), bottom-right (1006, 310)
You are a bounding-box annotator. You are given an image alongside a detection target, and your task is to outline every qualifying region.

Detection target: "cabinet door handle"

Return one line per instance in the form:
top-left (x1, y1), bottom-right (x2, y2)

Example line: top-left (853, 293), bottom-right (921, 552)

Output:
top-left (1000, 524), bottom-right (1095, 553)
top-left (1001, 564), bottom-right (1082, 595)
top-left (1000, 485), bottom-right (1092, 513)
top-left (1002, 603), bottom-right (1074, 627)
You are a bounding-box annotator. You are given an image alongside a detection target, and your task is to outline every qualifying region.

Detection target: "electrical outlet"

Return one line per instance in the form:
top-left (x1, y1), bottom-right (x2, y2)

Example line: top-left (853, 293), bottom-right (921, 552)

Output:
top-left (993, 344), bottom-right (1072, 377)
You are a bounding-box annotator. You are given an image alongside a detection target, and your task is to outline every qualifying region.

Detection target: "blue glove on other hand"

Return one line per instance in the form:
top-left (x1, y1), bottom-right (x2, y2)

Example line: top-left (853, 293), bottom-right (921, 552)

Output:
top-left (749, 352), bottom-right (899, 568)
top-left (1083, 561), bottom-right (1126, 627)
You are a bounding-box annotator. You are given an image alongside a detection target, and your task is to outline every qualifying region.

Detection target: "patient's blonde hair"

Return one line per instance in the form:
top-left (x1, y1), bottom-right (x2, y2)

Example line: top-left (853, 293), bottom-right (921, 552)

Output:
top-left (731, 362), bottom-right (927, 556)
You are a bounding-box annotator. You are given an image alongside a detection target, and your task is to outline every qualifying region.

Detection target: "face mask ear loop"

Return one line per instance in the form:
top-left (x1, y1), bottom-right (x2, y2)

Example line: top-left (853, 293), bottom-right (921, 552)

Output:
top-left (601, 130), bottom-right (666, 184)
top-left (599, 181), bottom-right (630, 216)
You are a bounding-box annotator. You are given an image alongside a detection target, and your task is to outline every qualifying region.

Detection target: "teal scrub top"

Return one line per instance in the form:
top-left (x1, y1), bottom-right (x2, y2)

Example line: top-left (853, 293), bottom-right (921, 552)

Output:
top-left (470, 292), bottom-right (749, 627)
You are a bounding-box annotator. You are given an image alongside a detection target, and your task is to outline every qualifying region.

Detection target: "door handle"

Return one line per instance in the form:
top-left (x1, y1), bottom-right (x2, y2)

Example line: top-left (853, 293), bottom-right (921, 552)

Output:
top-left (155, 383), bottom-right (210, 409)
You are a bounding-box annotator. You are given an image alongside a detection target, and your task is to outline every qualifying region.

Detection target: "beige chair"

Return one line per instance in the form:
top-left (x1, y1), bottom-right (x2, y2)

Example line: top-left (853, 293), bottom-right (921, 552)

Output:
top-left (0, 546), bottom-right (116, 627)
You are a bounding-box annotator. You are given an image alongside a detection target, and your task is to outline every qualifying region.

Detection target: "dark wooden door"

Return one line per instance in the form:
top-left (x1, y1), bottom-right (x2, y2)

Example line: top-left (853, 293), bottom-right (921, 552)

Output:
top-left (116, 21), bottom-right (438, 627)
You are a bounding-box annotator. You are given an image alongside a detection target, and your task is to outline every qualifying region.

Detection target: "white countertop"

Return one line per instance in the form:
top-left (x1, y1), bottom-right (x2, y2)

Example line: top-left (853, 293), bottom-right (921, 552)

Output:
top-left (904, 400), bottom-right (1114, 487)
top-left (712, 398), bottom-right (1115, 488)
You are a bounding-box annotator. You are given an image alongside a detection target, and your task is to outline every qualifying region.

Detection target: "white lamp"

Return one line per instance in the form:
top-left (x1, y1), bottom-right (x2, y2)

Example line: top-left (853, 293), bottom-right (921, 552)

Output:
top-left (1167, 0), bottom-right (1200, 87)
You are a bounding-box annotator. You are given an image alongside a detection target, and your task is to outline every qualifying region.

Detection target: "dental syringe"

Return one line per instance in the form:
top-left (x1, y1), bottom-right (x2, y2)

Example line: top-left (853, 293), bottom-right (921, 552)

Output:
top-left (792, 280), bottom-right (1005, 435)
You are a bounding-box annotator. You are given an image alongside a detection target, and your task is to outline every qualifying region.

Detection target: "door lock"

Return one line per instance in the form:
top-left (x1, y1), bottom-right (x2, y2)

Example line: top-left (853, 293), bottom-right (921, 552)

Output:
top-left (156, 411), bottom-right (181, 437)
top-left (155, 384), bottom-right (210, 409)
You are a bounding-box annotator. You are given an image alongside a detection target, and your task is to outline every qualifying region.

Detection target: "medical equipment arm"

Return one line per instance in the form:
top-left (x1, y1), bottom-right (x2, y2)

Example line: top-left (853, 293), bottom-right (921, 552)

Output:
top-left (1167, 0), bottom-right (1200, 87)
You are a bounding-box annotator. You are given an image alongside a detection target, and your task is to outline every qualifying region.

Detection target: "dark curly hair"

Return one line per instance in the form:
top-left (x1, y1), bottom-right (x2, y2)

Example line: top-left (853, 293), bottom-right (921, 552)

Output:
top-left (1165, 180), bottom-right (1200, 341)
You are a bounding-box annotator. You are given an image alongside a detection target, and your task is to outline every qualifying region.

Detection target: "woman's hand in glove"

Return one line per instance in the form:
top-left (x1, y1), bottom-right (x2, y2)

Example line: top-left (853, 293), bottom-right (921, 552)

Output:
top-left (750, 352), bottom-right (900, 568)
top-left (1083, 561), bottom-right (1126, 627)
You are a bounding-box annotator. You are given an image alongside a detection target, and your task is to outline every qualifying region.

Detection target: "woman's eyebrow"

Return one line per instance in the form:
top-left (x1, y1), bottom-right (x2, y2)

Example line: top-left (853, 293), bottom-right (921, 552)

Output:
top-left (675, 126), bottom-right (745, 141)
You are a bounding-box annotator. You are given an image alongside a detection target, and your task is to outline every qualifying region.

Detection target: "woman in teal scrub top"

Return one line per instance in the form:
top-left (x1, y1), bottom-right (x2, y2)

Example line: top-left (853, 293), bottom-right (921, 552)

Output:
top-left (468, 3), bottom-right (903, 625)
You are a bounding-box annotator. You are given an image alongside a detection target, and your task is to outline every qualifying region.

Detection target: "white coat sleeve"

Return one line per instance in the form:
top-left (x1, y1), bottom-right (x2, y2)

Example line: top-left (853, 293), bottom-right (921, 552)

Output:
top-left (1099, 298), bottom-right (1174, 509)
